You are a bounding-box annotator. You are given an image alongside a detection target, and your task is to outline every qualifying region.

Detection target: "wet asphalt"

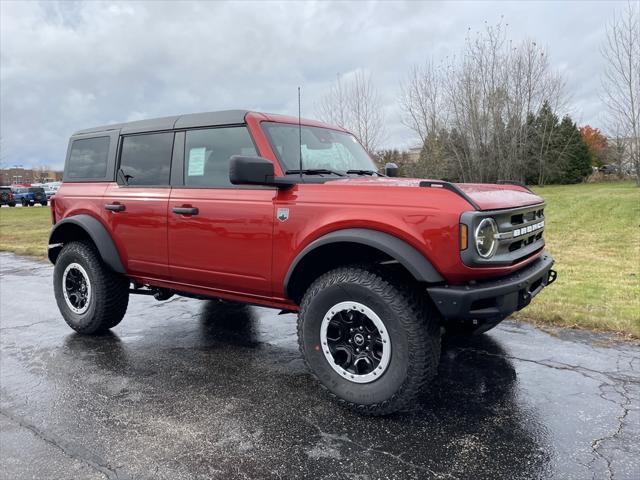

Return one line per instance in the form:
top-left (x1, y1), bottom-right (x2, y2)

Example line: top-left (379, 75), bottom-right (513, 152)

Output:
top-left (0, 253), bottom-right (638, 480)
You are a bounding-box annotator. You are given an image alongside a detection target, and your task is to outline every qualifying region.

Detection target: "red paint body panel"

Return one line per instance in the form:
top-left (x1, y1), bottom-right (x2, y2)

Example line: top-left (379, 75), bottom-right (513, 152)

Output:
top-left (167, 188), bottom-right (275, 297)
top-left (52, 112), bottom-right (549, 310)
top-left (102, 183), bottom-right (170, 278)
top-left (53, 182), bottom-right (109, 225)
top-left (454, 183), bottom-right (543, 210)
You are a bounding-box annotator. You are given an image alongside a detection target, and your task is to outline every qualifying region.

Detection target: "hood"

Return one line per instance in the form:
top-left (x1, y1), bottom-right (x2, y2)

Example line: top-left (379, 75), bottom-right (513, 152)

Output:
top-left (327, 177), bottom-right (544, 211)
top-left (453, 183), bottom-right (543, 210)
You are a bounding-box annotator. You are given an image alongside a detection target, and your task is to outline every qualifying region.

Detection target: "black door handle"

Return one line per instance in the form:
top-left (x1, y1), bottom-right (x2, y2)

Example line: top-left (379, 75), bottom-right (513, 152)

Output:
top-left (172, 207), bottom-right (199, 215)
top-left (105, 203), bottom-right (125, 212)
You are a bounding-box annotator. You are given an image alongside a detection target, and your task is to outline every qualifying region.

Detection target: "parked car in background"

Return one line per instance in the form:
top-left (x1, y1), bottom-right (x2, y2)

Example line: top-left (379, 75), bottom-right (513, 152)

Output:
top-left (11, 186), bottom-right (48, 206)
top-left (0, 187), bottom-right (16, 207)
top-left (599, 164), bottom-right (619, 175)
top-left (44, 182), bottom-right (61, 199)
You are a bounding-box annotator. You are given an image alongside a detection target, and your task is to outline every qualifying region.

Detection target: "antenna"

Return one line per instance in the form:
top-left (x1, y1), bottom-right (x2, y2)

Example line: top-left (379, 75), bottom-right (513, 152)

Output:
top-left (298, 86), bottom-right (303, 180)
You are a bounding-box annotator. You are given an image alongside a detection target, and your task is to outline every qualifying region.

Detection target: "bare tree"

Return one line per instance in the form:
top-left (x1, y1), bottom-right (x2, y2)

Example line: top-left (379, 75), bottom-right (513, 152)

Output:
top-left (317, 71), bottom-right (386, 154)
top-left (28, 165), bottom-right (51, 183)
top-left (318, 74), bottom-right (350, 130)
top-left (601, 1), bottom-right (640, 185)
top-left (400, 22), bottom-right (566, 184)
top-left (400, 60), bottom-right (446, 145)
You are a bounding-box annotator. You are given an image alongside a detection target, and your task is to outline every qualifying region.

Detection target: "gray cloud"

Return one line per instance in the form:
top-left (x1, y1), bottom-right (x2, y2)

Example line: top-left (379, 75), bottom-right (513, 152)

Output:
top-left (0, 0), bottom-right (620, 170)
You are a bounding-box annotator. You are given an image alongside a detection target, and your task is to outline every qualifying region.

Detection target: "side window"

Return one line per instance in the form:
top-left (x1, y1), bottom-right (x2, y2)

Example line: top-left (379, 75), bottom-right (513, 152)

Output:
top-left (66, 137), bottom-right (110, 179)
top-left (119, 132), bottom-right (174, 186)
top-left (184, 127), bottom-right (257, 187)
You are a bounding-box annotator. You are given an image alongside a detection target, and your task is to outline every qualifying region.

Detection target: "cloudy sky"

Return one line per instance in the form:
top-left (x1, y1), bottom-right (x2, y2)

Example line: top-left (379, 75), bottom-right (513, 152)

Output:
top-left (0, 0), bottom-right (624, 170)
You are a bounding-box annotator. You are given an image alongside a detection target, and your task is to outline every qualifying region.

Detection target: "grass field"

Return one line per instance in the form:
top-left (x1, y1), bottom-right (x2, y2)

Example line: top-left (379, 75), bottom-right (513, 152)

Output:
top-left (0, 206), bottom-right (51, 258)
top-left (514, 182), bottom-right (640, 338)
top-left (1, 183), bottom-right (639, 337)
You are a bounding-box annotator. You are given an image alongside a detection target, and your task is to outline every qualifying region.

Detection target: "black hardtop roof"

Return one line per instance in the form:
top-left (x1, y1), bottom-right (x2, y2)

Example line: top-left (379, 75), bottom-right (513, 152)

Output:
top-left (73, 110), bottom-right (250, 136)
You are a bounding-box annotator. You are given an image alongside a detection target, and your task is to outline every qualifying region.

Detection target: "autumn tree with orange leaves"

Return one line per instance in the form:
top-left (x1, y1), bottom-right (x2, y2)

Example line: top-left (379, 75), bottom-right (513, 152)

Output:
top-left (580, 125), bottom-right (608, 166)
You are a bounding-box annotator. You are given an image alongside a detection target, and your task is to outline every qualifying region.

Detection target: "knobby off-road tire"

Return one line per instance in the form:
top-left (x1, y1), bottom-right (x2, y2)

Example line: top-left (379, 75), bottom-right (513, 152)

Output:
top-left (298, 266), bottom-right (441, 415)
top-left (53, 241), bottom-right (129, 335)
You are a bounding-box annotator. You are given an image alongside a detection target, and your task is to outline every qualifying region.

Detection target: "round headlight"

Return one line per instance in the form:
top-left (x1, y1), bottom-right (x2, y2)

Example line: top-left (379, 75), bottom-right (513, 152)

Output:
top-left (475, 218), bottom-right (498, 258)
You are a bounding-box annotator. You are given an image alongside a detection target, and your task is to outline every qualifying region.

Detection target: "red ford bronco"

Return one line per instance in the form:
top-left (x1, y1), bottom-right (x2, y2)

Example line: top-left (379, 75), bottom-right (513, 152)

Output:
top-left (49, 110), bottom-right (556, 414)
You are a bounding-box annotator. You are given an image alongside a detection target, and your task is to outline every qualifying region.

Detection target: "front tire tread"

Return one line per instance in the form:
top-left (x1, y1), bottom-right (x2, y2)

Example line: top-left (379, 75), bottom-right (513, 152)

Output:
top-left (298, 266), bottom-right (440, 416)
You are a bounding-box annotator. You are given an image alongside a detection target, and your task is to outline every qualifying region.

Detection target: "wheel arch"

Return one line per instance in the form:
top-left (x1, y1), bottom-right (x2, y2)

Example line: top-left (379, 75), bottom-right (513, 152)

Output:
top-left (284, 228), bottom-right (444, 303)
top-left (48, 215), bottom-right (125, 273)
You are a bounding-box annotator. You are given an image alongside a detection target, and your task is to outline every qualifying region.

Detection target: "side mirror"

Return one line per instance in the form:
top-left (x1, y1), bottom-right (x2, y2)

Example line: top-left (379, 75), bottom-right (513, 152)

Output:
top-left (384, 162), bottom-right (399, 177)
top-left (229, 156), bottom-right (296, 188)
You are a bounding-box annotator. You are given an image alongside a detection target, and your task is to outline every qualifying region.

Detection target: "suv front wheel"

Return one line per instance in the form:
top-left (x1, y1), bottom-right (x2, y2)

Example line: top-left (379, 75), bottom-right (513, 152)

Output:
top-left (298, 266), bottom-right (441, 415)
top-left (53, 241), bottom-right (129, 334)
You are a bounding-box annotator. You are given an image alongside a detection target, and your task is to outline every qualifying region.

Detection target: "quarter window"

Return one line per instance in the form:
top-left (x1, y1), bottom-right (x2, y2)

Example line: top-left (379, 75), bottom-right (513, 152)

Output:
top-left (184, 127), bottom-right (257, 187)
top-left (66, 137), bottom-right (110, 179)
top-left (119, 133), bottom-right (174, 186)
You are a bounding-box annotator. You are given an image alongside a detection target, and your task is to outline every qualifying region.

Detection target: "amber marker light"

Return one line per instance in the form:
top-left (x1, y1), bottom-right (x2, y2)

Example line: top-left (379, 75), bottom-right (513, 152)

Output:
top-left (460, 224), bottom-right (468, 251)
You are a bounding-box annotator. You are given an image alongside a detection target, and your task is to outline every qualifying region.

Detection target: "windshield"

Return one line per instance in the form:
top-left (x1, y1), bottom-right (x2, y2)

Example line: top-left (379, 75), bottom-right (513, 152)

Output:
top-left (262, 122), bottom-right (377, 174)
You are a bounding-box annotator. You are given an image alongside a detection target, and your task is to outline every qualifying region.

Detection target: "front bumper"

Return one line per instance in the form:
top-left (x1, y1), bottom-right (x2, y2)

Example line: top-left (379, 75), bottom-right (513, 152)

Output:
top-left (428, 252), bottom-right (556, 321)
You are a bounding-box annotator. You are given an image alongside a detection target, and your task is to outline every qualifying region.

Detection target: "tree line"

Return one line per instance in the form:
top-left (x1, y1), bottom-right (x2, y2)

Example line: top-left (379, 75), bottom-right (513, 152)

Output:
top-left (317, 3), bottom-right (639, 186)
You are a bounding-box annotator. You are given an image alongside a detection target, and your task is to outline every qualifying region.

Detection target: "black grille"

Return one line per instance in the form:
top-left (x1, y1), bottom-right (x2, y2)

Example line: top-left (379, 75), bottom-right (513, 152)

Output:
top-left (460, 203), bottom-right (546, 267)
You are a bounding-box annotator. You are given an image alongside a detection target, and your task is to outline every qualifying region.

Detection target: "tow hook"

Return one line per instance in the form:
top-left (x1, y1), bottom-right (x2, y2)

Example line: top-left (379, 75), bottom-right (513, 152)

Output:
top-left (547, 269), bottom-right (558, 285)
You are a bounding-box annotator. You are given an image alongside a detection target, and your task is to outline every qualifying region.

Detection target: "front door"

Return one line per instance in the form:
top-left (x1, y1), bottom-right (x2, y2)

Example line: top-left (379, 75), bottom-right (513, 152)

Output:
top-left (168, 126), bottom-right (275, 297)
top-left (102, 132), bottom-right (174, 279)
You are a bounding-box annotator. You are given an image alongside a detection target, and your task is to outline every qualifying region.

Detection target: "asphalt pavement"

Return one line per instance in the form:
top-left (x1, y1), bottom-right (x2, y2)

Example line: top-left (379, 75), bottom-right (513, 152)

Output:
top-left (1, 252), bottom-right (638, 480)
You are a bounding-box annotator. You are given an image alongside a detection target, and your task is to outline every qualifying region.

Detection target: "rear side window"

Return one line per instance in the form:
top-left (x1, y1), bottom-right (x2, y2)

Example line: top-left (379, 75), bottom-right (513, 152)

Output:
top-left (184, 127), bottom-right (256, 187)
top-left (67, 137), bottom-right (110, 179)
top-left (119, 133), bottom-right (174, 186)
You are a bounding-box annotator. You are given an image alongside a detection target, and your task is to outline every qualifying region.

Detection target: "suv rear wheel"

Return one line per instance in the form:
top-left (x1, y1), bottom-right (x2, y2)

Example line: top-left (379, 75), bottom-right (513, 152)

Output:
top-left (298, 266), bottom-right (441, 415)
top-left (53, 241), bottom-right (129, 334)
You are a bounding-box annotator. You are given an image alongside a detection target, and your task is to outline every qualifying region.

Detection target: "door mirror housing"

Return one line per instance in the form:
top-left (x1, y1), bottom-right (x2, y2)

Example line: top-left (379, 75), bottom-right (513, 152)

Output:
top-left (229, 156), bottom-right (296, 188)
top-left (384, 162), bottom-right (399, 177)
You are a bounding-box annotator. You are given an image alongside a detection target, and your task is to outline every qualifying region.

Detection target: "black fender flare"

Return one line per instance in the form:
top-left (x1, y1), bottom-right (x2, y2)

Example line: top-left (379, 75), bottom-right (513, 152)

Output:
top-left (48, 214), bottom-right (125, 273)
top-left (283, 228), bottom-right (444, 298)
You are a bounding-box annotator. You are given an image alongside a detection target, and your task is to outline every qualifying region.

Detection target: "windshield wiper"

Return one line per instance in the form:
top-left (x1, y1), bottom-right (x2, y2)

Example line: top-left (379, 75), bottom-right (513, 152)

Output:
top-left (286, 169), bottom-right (345, 177)
top-left (346, 169), bottom-right (386, 177)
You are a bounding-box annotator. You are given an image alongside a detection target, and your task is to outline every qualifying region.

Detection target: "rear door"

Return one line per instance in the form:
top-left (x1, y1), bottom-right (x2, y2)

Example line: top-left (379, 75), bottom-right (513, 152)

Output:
top-left (168, 126), bottom-right (275, 297)
top-left (102, 132), bottom-right (174, 279)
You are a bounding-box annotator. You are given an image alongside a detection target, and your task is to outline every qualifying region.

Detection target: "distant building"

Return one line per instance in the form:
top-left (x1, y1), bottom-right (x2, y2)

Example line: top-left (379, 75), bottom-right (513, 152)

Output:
top-left (407, 146), bottom-right (422, 163)
top-left (608, 136), bottom-right (639, 174)
top-left (0, 167), bottom-right (63, 185)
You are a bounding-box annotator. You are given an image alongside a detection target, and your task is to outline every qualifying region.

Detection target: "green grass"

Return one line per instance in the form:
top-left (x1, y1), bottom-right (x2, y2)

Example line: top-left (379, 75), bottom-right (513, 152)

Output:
top-left (1, 183), bottom-right (639, 337)
top-left (0, 206), bottom-right (51, 259)
top-left (514, 182), bottom-right (640, 338)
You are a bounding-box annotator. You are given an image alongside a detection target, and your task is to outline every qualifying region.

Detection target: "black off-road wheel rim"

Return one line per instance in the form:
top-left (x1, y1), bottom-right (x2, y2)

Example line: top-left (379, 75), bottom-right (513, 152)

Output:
top-left (320, 301), bottom-right (392, 383)
top-left (62, 262), bottom-right (92, 314)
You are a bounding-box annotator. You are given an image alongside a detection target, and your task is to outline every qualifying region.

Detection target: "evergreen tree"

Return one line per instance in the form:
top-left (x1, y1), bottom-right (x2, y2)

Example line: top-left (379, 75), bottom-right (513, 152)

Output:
top-left (524, 102), bottom-right (559, 185)
top-left (552, 116), bottom-right (593, 184)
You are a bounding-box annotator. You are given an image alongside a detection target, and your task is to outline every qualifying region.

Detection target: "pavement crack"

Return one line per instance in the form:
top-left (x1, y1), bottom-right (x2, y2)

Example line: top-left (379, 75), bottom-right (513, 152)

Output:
top-left (453, 346), bottom-right (638, 385)
top-left (301, 416), bottom-right (458, 479)
top-left (0, 320), bottom-right (50, 331)
top-left (587, 381), bottom-right (633, 480)
top-left (0, 407), bottom-right (131, 480)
